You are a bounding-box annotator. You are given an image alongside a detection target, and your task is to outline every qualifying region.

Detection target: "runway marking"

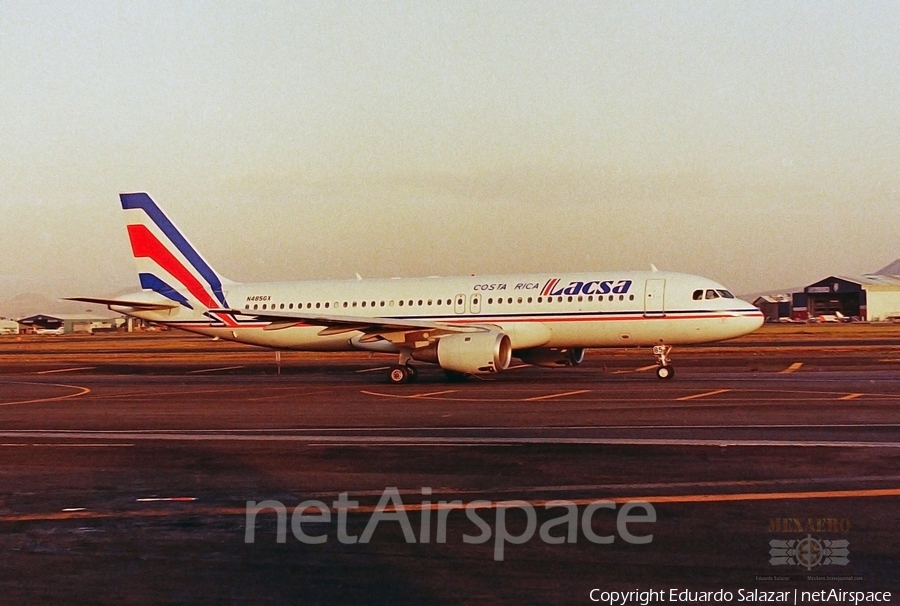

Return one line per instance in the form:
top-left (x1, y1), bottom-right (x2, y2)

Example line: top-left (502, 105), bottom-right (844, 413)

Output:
top-left (524, 389), bottom-right (591, 402)
top-left (676, 389), bottom-right (731, 401)
top-left (780, 362), bottom-right (803, 374)
top-left (0, 443), bottom-right (133, 448)
top-left (408, 390), bottom-right (458, 399)
top-left (331, 475), bottom-right (900, 497)
top-left (2, 431), bottom-right (900, 449)
top-left (355, 366), bottom-right (391, 373)
top-left (3, 488), bottom-right (899, 523)
top-left (186, 366), bottom-right (246, 374)
top-left (0, 382), bottom-right (91, 407)
top-left (359, 385), bottom-right (900, 406)
top-left (358, 389), bottom-right (458, 399)
top-left (840, 393), bottom-right (863, 400)
top-left (136, 497), bottom-right (197, 502)
top-left (34, 366), bottom-right (96, 375)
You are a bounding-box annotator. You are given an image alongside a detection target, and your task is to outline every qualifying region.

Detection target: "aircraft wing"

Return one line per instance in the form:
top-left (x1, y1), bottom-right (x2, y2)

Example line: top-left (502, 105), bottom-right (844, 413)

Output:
top-left (64, 296), bottom-right (179, 311)
top-left (220, 308), bottom-right (489, 346)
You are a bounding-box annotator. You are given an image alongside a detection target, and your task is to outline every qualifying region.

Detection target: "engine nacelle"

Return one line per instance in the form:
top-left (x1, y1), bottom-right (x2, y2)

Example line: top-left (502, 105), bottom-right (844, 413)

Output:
top-left (516, 347), bottom-right (585, 367)
top-left (413, 331), bottom-right (512, 374)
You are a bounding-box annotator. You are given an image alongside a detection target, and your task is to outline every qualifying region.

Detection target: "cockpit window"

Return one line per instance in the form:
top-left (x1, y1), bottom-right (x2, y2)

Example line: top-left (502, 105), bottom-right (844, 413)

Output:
top-left (692, 290), bottom-right (703, 300)
top-left (716, 289), bottom-right (735, 299)
top-left (705, 289), bottom-right (720, 300)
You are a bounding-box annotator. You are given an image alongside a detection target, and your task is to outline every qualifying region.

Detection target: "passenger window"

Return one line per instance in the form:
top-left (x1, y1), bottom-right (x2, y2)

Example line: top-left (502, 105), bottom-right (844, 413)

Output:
top-left (629, 295), bottom-right (634, 301)
top-left (619, 295), bottom-right (624, 301)
top-left (399, 300), bottom-right (404, 306)
top-left (488, 298), bottom-right (493, 304)
top-left (361, 301), bottom-right (366, 307)
top-left (517, 297), bottom-right (523, 304)
top-left (418, 299), bottom-right (423, 306)
top-left (692, 290), bottom-right (703, 300)
top-left (537, 297), bottom-right (542, 303)
top-left (527, 297), bottom-right (532, 303)
top-left (253, 304), bottom-right (258, 310)
top-left (315, 302), bottom-right (321, 309)
top-left (567, 296), bottom-right (573, 303)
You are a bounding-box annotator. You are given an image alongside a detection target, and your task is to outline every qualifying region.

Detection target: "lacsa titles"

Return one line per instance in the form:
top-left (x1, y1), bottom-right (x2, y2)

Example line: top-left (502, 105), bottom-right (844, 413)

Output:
top-left (541, 278), bottom-right (633, 297)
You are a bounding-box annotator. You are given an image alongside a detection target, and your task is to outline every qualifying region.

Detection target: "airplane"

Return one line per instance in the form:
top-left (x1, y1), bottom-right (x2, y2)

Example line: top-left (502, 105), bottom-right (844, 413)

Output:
top-left (69, 193), bottom-right (764, 384)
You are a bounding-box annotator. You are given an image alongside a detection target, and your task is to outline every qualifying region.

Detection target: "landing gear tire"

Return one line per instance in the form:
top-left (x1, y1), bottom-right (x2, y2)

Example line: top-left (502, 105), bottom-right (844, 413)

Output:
top-left (656, 365), bottom-right (674, 380)
top-left (388, 365), bottom-right (412, 384)
top-left (566, 347), bottom-right (586, 367)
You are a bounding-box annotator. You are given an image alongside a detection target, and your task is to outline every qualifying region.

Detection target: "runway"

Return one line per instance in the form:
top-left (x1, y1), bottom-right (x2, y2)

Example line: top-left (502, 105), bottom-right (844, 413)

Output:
top-left (0, 328), bottom-right (898, 604)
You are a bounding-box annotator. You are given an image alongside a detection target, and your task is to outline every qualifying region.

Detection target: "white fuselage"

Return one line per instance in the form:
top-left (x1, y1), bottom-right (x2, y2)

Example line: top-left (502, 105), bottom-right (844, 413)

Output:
top-left (117, 271), bottom-right (763, 353)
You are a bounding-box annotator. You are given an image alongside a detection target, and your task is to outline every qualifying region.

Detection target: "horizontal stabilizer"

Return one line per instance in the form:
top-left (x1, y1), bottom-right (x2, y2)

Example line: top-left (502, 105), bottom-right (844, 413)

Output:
top-left (64, 297), bottom-right (178, 311)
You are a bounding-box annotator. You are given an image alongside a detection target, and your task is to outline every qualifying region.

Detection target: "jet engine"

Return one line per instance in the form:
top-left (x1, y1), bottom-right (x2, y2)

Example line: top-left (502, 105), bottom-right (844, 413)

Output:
top-left (413, 331), bottom-right (512, 374)
top-left (516, 347), bottom-right (585, 367)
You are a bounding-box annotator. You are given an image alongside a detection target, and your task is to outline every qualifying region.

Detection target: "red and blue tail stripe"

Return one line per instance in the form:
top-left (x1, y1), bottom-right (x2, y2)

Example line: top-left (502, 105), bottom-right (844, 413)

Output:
top-left (121, 192), bottom-right (230, 310)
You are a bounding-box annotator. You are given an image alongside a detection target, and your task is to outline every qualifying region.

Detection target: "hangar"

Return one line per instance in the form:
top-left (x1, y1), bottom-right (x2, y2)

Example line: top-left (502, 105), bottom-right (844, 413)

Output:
top-left (798, 275), bottom-right (900, 322)
top-left (18, 313), bottom-right (123, 335)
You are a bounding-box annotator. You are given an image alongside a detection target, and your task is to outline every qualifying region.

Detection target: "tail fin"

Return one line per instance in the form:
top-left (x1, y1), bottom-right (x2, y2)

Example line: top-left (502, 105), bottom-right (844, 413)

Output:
top-left (120, 192), bottom-right (234, 310)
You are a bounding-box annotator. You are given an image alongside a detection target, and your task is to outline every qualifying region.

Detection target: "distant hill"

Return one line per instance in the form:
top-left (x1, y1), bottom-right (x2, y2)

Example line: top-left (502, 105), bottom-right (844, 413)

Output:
top-left (874, 257), bottom-right (900, 275)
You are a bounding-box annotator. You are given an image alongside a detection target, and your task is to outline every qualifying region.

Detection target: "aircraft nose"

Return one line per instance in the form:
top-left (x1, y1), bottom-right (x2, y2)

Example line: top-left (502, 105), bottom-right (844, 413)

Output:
top-left (739, 299), bottom-right (765, 332)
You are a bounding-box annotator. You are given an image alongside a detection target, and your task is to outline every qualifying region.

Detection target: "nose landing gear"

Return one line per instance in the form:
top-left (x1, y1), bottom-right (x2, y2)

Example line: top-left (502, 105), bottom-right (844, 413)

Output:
top-left (653, 345), bottom-right (675, 380)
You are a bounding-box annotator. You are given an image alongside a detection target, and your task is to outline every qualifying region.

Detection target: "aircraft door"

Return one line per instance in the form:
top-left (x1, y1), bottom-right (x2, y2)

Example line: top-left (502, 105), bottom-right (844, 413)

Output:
top-left (454, 294), bottom-right (466, 314)
top-left (644, 279), bottom-right (665, 316)
top-left (470, 293), bottom-right (481, 314)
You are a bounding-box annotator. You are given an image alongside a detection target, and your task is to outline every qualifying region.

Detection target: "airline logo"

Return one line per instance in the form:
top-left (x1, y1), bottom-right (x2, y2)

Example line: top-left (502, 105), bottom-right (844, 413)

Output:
top-left (121, 193), bottom-right (229, 310)
top-left (541, 278), bottom-right (633, 297)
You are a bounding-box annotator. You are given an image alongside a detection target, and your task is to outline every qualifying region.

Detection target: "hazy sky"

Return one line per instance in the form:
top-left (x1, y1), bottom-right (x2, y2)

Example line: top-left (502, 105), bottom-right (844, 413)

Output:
top-left (2, 1), bottom-right (899, 301)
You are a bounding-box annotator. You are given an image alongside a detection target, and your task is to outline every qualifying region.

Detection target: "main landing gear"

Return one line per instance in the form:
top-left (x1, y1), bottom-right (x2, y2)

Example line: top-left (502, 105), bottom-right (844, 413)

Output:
top-left (388, 364), bottom-right (418, 384)
top-left (653, 345), bottom-right (675, 380)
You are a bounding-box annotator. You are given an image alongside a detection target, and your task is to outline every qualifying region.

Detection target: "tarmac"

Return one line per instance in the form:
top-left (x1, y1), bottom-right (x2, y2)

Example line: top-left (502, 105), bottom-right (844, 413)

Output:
top-left (0, 326), bottom-right (898, 604)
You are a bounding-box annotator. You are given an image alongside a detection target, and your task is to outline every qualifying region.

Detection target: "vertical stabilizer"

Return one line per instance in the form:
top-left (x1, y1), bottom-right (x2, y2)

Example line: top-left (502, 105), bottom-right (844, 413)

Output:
top-left (120, 192), bottom-right (234, 310)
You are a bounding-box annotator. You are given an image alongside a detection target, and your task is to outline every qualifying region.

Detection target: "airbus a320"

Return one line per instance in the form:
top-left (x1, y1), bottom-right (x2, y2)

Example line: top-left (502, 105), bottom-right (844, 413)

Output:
top-left (70, 193), bottom-right (764, 383)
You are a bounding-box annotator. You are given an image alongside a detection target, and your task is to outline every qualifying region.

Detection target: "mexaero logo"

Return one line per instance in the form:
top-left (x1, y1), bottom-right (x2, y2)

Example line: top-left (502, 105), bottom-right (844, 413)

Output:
top-left (541, 278), bottom-right (633, 297)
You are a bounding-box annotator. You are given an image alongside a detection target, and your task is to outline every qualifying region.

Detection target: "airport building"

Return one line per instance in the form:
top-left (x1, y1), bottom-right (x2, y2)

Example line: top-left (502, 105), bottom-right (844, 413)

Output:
top-left (752, 295), bottom-right (792, 322)
top-left (17, 313), bottom-right (123, 335)
top-left (791, 275), bottom-right (900, 322)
